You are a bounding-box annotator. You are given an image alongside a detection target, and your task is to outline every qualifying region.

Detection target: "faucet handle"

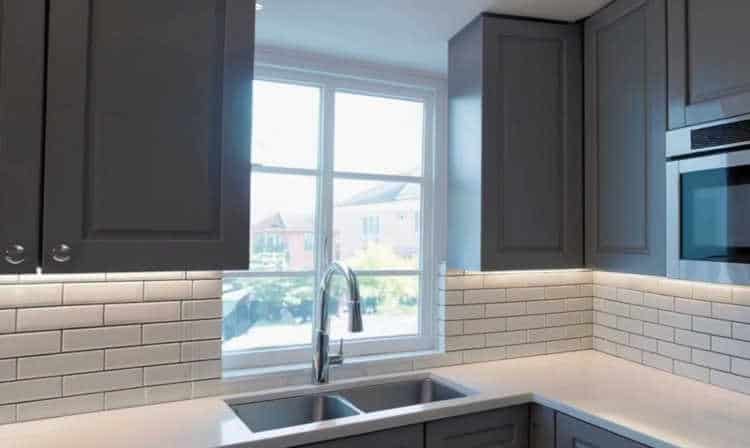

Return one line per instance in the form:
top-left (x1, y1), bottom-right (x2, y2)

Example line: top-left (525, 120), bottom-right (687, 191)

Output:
top-left (329, 338), bottom-right (344, 366)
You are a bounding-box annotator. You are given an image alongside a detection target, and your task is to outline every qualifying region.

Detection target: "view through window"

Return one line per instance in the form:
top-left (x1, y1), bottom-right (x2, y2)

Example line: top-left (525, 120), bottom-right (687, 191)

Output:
top-left (223, 72), bottom-right (435, 365)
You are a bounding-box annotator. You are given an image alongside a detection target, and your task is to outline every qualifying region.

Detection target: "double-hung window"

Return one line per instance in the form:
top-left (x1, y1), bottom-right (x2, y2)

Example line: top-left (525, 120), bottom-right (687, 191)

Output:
top-left (223, 62), bottom-right (440, 369)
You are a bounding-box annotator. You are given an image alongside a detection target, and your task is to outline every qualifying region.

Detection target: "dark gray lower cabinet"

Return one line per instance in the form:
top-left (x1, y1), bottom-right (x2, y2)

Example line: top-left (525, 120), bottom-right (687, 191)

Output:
top-left (583, 0), bottom-right (666, 275)
top-left (298, 425), bottom-right (423, 448)
top-left (529, 404), bottom-right (555, 448)
top-left (425, 406), bottom-right (529, 448)
top-left (556, 413), bottom-right (647, 448)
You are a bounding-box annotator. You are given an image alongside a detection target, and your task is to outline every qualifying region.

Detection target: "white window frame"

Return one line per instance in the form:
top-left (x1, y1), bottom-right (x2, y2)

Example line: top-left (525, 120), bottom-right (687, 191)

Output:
top-left (224, 50), bottom-right (446, 371)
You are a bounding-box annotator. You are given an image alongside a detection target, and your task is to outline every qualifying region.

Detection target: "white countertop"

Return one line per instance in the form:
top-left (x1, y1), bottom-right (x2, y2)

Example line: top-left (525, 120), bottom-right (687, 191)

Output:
top-left (1, 351), bottom-right (748, 448)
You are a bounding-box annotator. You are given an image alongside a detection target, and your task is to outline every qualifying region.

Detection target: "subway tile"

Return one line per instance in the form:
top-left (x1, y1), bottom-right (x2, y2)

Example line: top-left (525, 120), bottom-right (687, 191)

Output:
top-left (694, 283), bottom-right (732, 303)
top-left (413, 352), bottom-right (462, 369)
top-left (0, 332), bottom-right (60, 359)
top-left (712, 336), bottom-right (750, 358)
top-left (692, 348), bottom-right (730, 371)
top-left (617, 317), bottom-right (643, 334)
top-left (547, 312), bottom-right (582, 327)
top-left (443, 304), bottom-right (484, 320)
top-left (674, 298), bottom-right (712, 317)
top-left (104, 388), bottom-right (147, 410)
top-left (18, 273), bottom-right (105, 284)
top-left (526, 300), bottom-right (565, 315)
top-left (485, 302), bottom-right (526, 318)
top-left (643, 322), bottom-right (674, 342)
top-left (674, 329), bottom-right (710, 350)
top-left (485, 330), bottom-right (527, 347)
top-left (106, 344), bottom-right (181, 369)
top-left (545, 285), bottom-right (580, 300)
top-left (594, 311), bottom-right (617, 328)
top-left (439, 291), bottom-right (463, 305)
top-left (711, 370), bottom-right (750, 395)
top-left (0, 405), bottom-right (15, 424)
top-left (104, 301), bottom-right (180, 325)
top-left (0, 284), bottom-right (62, 308)
top-left (630, 305), bottom-right (658, 323)
top-left (629, 334), bottom-right (658, 353)
top-left (644, 293), bottom-right (674, 311)
top-left (63, 325), bottom-right (140, 351)
top-left (605, 300), bottom-right (629, 317)
top-left (462, 347), bottom-right (507, 363)
top-left (593, 337), bottom-right (616, 355)
top-left (506, 287), bottom-right (545, 302)
top-left (617, 289), bottom-right (644, 305)
top-left (593, 298), bottom-right (606, 312)
top-left (674, 361), bottom-right (709, 383)
top-left (442, 276), bottom-right (482, 291)
top-left (658, 311), bottom-right (691, 330)
top-left (649, 278), bottom-right (693, 299)
top-left (190, 360), bottom-right (221, 381)
top-left (186, 271), bottom-right (222, 280)
top-left (507, 342), bottom-right (547, 358)
top-left (581, 337), bottom-right (594, 349)
top-left (17, 394), bottom-right (103, 422)
top-left (693, 317), bottom-right (731, 337)
top-left (439, 320), bottom-right (463, 336)
top-left (463, 289), bottom-right (505, 304)
top-left (593, 285), bottom-right (617, 300)
top-left (507, 315), bottom-right (546, 331)
top-left (658, 341), bottom-right (691, 362)
top-left (180, 340), bottom-right (221, 362)
top-left (732, 357), bottom-right (750, 377)
top-left (445, 335), bottom-right (485, 351)
top-left (602, 326), bottom-right (628, 345)
top-left (462, 318), bottom-right (506, 335)
top-left (144, 281), bottom-right (192, 301)
top-left (0, 359), bottom-right (16, 382)
top-left (64, 282), bottom-right (143, 305)
top-left (617, 345), bottom-right (643, 363)
top-left (146, 382), bottom-right (191, 404)
top-left (734, 322), bottom-right (750, 341)
top-left (580, 285), bottom-right (594, 296)
top-left (0, 377), bottom-right (61, 405)
top-left (566, 324), bottom-right (593, 338)
top-left (0, 310), bottom-right (15, 333)
top-left (63, 368), bottom-right (144, 395)
top-left (528, 327), bottom-right (567, 343)
top-left (16, 305), bottom-right (103, 331)
top-left (581, 310), bottom-right (594, 323)
top-left (733, 286), bottom-right (750, 306)
top-left (565, 297), bottom-right (593, 312)
top-left (106, 272), bottom-right (185, 282)
top-left (181, 300), bottom-right (222, 320)
top-left (643, 352), bottom-right (673, 373)
top-left (18, 351), bottom-right (103, 379)
top-left (548, 338), bottom-right (581, 353)
top-left (713, 303), bottom-right (750, 323)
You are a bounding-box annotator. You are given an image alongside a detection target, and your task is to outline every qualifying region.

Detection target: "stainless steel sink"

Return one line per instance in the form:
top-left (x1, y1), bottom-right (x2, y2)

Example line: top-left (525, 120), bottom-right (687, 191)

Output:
top-left (230, 394), bottom-right (361, 433)
top-left (337, 378), bottom-right (468, 412)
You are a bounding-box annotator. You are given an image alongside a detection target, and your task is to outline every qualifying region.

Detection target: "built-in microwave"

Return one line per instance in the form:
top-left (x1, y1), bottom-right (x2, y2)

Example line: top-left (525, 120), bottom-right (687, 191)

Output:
top-left (667, 113), bottom-right (750, 284)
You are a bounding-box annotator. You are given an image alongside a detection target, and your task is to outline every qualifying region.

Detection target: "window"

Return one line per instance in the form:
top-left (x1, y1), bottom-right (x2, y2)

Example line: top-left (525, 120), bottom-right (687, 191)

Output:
top-left (223, 62), bottom-right (440, 369)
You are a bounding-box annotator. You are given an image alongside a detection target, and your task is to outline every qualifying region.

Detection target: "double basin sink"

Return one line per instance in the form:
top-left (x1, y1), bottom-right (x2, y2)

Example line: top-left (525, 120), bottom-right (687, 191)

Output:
top-left (228, 377), bottom-right (470, 433)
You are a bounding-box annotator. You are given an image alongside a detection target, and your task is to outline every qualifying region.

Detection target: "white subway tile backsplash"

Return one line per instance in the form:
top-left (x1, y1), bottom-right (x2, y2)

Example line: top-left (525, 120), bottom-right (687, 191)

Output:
top-left (485, 302), bottom-right (526, 317)
top-left (0, 284), bottom-right (62, 308)
top-left (711, 336), bottom-right (750, 358)
top-left (658, 310), bottom-right (691, 330)
top-left (445, 335), bottom-right (485, 351)
top-left (104, 388), bottom-right (147, 410)
top-left (105, 272), bottom-right (185, 282)
top-left (181, 300), bottom-right (222, 320)
top-left (527, 300), bottom-right (565, 315)
top-left (545, 285), bottom-right (580, 299)
top-left (0, 332), bottom-right (60, 359)
top-left (146, 382), bottom-right (191, 404)
top-left (443, 304), bottom-right (484, 320)
top-left (644, 293), bottom-right (674, 311)
top-left (105, 302), bottom-right (180, 325)
top-left (658, 341), bottom-right (691, 362)
top-left (506, 287), bottom-right (545, 302)
top-left (674, 329), bottom-right (710, 350)
top-left (713, 303), bottom-right (750, 323)
top-left (463, 318), bottom-right (506, 334)
top-left (0, 405), bottom-right (14, 425)
top-left (692, 348), bottom-right (730, 371)
top-left (106, 344), bottom-right (181, 369)
top-left (144, 281), bottom-right (192, 301)
top-left (629, 305), bottom-right (658, 323)
top-left (507, 315), bottom-right (546, 331)
top-left (17, 394), bottom-right (103, 422)
top-left (674, 361), bottom-right (709, 383)
top-left (507, 342), bottom-right (546, 358)
top-left (62, 325), bottom-right (141, 351)
top-left (63, 282), bottom-right (143, 305)
top-left (733, 322), bottom-right (750, 341)
top-left (711, 370), bottom-right (750, 395)
top-left (693, 284), bottom-right (732, 303)
top-left (486, 330), bottom-right (527, 347)
top-left (0, 378), bottom-right (61, 405)
top-left (463, 289), bottom-right (505, 304)
top-left (0, 310), bottom-right (15, 334)
top-left (674, 298), bottom-right (711, 317)
top-left (693, 317), bottom-right (731, 337)
top-left (17, 305), bottom-right (103, 331)
top-left (643, 352), bottom-right (673, 372)
top-left (643, 322), bottom-right (674, 342)
top-left (63, 368), bottom-right (143, 395)
top-left (462, 347), bottom-right (507, 363)
top-left (181, 340), bottom-right (221, 362)
top-left (0, 359), bottom-right (16, 382)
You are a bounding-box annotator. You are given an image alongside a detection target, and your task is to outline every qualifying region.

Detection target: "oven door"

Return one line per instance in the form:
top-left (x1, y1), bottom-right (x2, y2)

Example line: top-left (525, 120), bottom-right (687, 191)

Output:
top-left (668, 148), bottom-right (750, 284)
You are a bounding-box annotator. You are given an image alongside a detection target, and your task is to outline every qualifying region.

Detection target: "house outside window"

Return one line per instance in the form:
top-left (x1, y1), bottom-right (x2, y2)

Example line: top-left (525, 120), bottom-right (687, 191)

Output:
top-left (223, 56), bottom-right (443, 369)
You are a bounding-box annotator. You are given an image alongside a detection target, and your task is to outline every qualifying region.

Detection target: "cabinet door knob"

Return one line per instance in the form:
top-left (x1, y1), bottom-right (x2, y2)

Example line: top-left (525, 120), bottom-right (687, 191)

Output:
top-left (3, 244), bottom-right (25, 265)
top-left (51, 244), bottom-right (72, 263)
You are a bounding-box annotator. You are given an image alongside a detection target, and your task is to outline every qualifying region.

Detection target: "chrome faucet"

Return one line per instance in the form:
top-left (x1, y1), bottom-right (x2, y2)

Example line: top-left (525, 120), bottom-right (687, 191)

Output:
top-left (312, 261), bottom-right (363, 384)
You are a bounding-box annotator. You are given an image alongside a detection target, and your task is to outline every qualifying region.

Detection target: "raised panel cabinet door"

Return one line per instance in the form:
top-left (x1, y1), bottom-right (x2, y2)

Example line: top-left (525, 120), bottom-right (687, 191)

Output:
top-left (556, 413), bottom-right (649, 448)
top-left (668, 0), bottom-right (750, 128)
top-left (584, 0), bottom-right (666, 275)
top-left (0, 0), bottom-right (46, 273)
top-left (529, 404), bottom-right (555, 448)
top-left (42, 0), bottom-right (253, 273)
top-left (425, 406), bottom-right (529, 448)
top-left (298, 425), bottom-right (423, 448)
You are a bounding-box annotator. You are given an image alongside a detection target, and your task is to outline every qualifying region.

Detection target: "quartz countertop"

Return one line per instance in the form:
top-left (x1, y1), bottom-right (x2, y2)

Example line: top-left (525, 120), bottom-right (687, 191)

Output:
top-left (1, 351), bottom-right (748, 448)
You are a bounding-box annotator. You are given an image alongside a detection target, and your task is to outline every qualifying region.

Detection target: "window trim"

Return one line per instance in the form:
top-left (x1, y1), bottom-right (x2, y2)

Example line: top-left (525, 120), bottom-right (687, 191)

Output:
top-left (224, 52), bottom-right (446, 371)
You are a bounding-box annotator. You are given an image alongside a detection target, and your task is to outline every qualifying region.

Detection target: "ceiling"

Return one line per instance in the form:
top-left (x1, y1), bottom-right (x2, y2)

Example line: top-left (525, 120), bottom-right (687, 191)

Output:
top-left (255, 0), bottom-right (611, 76)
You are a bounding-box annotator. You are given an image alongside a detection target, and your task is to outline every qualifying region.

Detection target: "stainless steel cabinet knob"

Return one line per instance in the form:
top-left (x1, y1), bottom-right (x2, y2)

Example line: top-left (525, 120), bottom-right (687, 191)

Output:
top-left (3, 244), bottom-right (25, 265)
top-left (51, 243), bottom-right (72, 263)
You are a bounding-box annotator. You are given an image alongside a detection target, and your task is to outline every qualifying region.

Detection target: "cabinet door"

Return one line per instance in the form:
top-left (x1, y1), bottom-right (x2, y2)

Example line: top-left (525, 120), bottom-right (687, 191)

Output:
top-left (481, 17), bottom-right (583, 270)
top-left (0, 0), bottom-right (46, 273)
top-left (668, 0), bottom-right (750, 128)
top-left (42, 0), bottom-right (253, 273)
top-left (425, 406), bottom-right (529, 448)
top-left (556, 413), bottom-right (648, 448)
top-left (529, 404), bottom-right (555, 448)
top-left (584, 0), bottom-right (666, 275)
top-left (299, 425), bottom-right (423, 448)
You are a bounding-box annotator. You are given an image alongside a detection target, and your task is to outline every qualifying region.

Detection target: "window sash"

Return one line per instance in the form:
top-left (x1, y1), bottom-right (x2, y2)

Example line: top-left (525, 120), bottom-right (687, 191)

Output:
top-left (224, 62), bottom-right (440, 369)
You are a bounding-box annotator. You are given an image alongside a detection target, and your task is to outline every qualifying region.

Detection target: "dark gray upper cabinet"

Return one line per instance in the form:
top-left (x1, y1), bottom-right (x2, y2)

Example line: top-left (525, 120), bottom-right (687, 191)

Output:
top-left (556, 413), bottom-right (649, 448)
top-left (668, 0), bottom-right (750, 128)
top-left (298, 425), bottom-right (423, 448)
top-left (42, 0), bottom-right (253, 273)
top-left (0, 0), bottom-right (46, 274)
top-left (448, 14), bottom-right (583, 271)
top-left (584, 0), bottom-right (666, 276)
top-left (425, 406), bottom-right (530, 448)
